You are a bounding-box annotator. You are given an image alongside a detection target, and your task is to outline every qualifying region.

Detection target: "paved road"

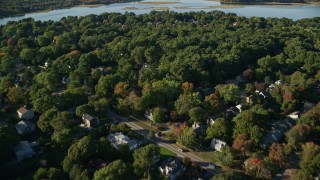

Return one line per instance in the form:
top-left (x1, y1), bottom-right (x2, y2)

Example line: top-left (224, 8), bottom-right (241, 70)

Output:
top-left (107, 111), bottom-right (211, 165)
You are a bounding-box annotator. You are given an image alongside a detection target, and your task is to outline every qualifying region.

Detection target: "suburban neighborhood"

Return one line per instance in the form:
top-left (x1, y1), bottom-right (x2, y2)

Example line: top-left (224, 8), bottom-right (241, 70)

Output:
top-left (0, 10), bottom-right (319, 180)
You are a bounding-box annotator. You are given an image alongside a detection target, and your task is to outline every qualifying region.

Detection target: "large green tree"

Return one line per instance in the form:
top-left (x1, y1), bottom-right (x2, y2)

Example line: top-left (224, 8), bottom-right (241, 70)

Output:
top-left (285, 124), bottom-right (309, 150)
top-left (33, 167), bottom-right (65, 180)
top-left (133, 144), bottom-right (160, 178)
top-left (206, 118), bottom-right (232, 143)
top-left (189, 106), bottom-right (205, 123)
top-left (215, 84), bottom-right (240, 103)
top-left (299, 142), bottom-right (320, 176)
top-left (152, 107), bottom-right (165, 123)
top-left (37, 108), bottom-right (58, 132)
top-left (214, 146), bottom-right (234, 167)
top-left (7, 86), bottom-right (25, 104)
top-left (232, 106), bottom-right (269, 145)
top-left (177, 126), bottom-right (196, 148)
top-left (94, 160), bottom-right (131, 180)
top-left (174, 93), bottom-right (201, 116)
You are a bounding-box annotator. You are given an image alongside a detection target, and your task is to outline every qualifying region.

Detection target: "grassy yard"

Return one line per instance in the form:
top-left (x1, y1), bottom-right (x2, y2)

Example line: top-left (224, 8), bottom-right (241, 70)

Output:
top-left (193, 151), bottom-right (216, 163)
top-left (132, 120), bottom-right (156, 131)
top-left (160, 147), bottom-right (176, 160)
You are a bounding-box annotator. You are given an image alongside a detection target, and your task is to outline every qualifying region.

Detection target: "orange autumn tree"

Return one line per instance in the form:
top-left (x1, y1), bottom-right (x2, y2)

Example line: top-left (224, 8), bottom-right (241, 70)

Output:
top-left (245, 157), bottom-right (271, 179)
top-left (114, 82), bottom-right (129, 98)
top-left (268, 143), bottom-right (288, 168)
top-left (232, 134), bottom-right (254, 157)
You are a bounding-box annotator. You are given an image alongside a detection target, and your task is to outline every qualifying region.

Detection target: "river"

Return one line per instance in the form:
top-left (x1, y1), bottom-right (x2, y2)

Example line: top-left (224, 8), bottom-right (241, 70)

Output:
top-left (0, 0), bottom-right (319, 25)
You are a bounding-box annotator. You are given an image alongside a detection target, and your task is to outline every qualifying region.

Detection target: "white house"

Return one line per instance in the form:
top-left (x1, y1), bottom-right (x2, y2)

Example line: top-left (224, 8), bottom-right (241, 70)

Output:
top-left (210, 138), bottom-right (226, 152)
top-left (159, 158), bottom-right (186, 180)
top-left (144, 109), bottom-right (153, 121)
top-left (275, 79), bottom-right (285, 86)
top-left (206, 115), bottom-right (220, 126)
top-left (235, 104), bottom-right (244, 112)
top-left (82, 114), bottom-right (99, 128)
top-left (259, 91), bottom-right (268, 99)
top-left (107, 132), bottom-right (138, 151)
top-left (287, 111), bottom-right (300, 120)
top-left (13, 141), bottom-right (37, 161)
top-left (17, 107), bottom-right (34, 120)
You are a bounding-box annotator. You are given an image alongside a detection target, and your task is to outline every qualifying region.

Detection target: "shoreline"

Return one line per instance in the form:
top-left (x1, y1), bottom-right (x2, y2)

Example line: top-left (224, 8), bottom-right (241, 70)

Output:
top-left (75, 4), bottom-right (105, 7)
top-left (221, 1), bottom-right (318, 5)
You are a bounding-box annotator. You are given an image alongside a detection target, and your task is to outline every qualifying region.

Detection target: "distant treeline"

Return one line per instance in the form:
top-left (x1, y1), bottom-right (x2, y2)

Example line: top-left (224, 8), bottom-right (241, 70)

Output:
top-left (0, 0), bottom-right (140, 17)
top-left (220, 0), bottom-right (319, 4)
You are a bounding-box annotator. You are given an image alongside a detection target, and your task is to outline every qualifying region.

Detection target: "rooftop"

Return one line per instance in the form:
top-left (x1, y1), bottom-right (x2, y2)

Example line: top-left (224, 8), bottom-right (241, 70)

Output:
top-left (17, 107), bottom-right (28, 114)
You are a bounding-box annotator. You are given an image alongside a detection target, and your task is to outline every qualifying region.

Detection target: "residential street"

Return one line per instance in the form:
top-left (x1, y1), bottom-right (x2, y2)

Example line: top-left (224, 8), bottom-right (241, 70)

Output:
top-left (107, 111), bottom-right (215, 169)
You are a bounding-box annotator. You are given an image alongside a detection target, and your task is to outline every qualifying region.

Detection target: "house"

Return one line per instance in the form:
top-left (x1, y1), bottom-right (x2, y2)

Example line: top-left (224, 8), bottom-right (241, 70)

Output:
top-left (258, 91), bottom-right (269, 99)
top-left (94, 66), bottom-right (112, 75)
top-left (159, 158), bottom-right (186, 180)
top-left (192, 122), bottom-right (206, 135)
top-left (275, 79), bottom-right (285, 86)
top-left (13, 141), bottom-right (37, 161)
top-left (145, 108), bottom-right (168, 122)
top-left (227, 106), bottom-right (240, 115)
top-left (223, 108), bottom-right (239, 121)
top-left (15, 120), bottom-right (36, 135)
top-left (145, 109), bottom-right (153, 121)
top-left (17, 107), bottom-right (34, 120)
top-left (210, 138), bottom-right (227, 152)
top-left (107, 132), bottom-right (138, 151)
top-left (246, 95), bottom-right (253, 104)
top-left (62, 76), bottom-right (71, 84)
top-left (287, 111), bottom-right (300, 120)
top-left (82, 114), bottom-right (99, 128)
top-left (235, 104), bottom-right (244, 112)
top-left (206, 115), bottom-right (220, 126)
top-left (302, 102), bottom-right (315, 112)
top-left (267, 84), bottom-right (276, 92)
top-left (260, 119), bottom-right (295, 149)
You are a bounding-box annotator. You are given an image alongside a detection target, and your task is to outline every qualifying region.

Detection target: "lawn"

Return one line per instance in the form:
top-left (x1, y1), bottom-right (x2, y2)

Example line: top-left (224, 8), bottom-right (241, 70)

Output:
top-left (160, 147), bottom-right (176, 160)
top-left (132, 120), bottom-right (156, 131)
top-left (193, 151), bottom-right (216, 163)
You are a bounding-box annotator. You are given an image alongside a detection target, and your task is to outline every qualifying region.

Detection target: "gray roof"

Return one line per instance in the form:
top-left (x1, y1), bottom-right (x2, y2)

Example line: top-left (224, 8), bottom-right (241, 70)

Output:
top-left (13, 141), bottom-right (36, 161)
top-left (160, 158), bottom-right (184, 175)
top-left (15, 121), bottom-right (35, 135)
top-left (260, 119), bottom-right (295, 149)
top-left (83, 114), bottom-right (98, 122)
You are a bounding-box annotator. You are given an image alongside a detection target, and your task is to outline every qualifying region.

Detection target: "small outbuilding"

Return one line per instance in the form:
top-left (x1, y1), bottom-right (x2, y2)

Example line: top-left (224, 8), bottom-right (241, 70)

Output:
top-left (17, 107), bottom-right (34, 120)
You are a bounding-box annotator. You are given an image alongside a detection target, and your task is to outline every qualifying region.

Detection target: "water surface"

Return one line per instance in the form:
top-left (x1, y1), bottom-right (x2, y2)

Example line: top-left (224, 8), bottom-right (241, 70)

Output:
top-left (0, 0), bottom-right (319, 25)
